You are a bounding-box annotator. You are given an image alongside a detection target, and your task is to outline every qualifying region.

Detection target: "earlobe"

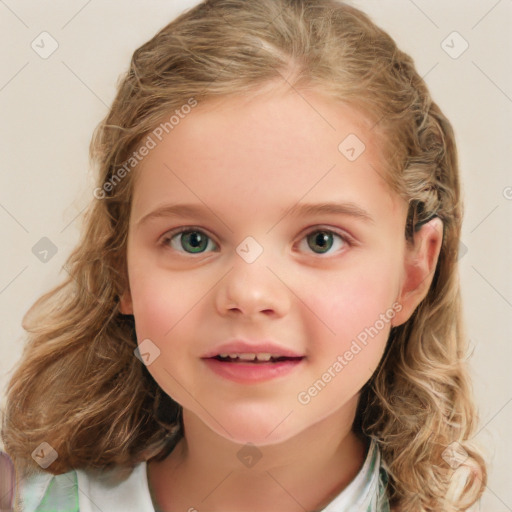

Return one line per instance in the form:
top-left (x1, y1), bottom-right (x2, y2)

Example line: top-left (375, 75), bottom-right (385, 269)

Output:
top-left (392, 216), bottom-right (444, 327)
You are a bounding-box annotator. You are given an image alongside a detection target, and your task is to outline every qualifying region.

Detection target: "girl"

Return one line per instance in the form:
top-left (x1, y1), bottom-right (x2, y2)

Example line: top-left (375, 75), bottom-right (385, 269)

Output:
top-left (1, 0), bottom-right (487, 510)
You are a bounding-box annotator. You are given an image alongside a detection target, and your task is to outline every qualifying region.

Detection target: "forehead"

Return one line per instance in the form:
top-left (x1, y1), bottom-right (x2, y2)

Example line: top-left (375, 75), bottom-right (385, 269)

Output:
top-left (131, 87), bottom-right (402, 223)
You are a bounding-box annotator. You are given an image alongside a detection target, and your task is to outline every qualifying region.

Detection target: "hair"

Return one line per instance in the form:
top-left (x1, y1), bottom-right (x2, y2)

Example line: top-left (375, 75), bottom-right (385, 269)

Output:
top-left (1, 0), bottom-right (487, 510)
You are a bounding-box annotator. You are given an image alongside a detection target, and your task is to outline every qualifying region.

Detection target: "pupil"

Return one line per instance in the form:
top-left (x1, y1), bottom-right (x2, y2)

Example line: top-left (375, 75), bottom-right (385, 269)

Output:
top-left (182, 231), bottom-right (207, 253)
top-left (308, 231), bottom-right (333, 253)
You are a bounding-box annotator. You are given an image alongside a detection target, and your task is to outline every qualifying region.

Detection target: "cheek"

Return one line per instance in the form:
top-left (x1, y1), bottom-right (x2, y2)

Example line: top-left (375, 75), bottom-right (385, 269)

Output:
top-left (302, 261), bottom-right (399, 390)
top-left (297, 274), bottom-right (394, 410)
top-left (312, 264), bottom-right (400, 338)
top-left (129, 266), bottom-right (205, 338)
top-left (128, 271), bottom-right (201, 403)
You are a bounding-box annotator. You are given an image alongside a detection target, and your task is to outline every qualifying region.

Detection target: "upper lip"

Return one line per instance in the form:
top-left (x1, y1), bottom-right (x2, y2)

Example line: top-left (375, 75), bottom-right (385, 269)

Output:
top-left (202, 340), bottom-right (304, 359)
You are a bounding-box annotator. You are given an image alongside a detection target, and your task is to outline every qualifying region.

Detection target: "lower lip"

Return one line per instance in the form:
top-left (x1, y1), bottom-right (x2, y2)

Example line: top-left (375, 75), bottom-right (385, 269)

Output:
top-left (202, 358), bottom-right (304, 384)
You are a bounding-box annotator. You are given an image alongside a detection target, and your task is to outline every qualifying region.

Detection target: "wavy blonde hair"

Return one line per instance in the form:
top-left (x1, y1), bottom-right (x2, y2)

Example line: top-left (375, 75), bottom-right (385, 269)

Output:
top-left (2, 0), bottom-right (487, 510)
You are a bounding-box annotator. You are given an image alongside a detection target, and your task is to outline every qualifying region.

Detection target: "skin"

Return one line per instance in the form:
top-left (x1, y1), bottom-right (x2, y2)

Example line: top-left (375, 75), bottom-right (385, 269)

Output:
top-left (120, 83), bottom-right (443, 512)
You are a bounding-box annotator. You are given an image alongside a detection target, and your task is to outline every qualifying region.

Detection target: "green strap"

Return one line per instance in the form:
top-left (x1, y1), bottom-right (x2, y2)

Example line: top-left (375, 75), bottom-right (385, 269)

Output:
top-left (35, 471), bottom-right (79, 512)
top-left (375, 466), bottom-right (391, 511)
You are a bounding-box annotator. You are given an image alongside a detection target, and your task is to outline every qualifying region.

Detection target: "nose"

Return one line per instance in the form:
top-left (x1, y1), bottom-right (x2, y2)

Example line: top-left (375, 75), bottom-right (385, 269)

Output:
top-left (215, 247), bottom-right (291, 320)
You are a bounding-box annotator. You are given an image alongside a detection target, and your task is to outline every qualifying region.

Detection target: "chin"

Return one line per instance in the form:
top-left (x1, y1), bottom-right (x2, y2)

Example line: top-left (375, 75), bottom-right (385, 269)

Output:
top-left (205, 409), bottom-right (301, 447)
top-left (222, 426), bottom-right (297, 447)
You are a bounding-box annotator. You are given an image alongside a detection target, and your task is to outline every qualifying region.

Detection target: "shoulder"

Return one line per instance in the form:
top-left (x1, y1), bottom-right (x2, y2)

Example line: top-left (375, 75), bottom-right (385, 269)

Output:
top-left (17, 462), bottom-right (153, 512)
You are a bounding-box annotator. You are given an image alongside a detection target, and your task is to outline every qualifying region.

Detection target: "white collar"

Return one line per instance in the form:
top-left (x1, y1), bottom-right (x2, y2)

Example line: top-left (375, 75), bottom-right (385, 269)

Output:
top-left (20, 437), bottom-right (389, 512)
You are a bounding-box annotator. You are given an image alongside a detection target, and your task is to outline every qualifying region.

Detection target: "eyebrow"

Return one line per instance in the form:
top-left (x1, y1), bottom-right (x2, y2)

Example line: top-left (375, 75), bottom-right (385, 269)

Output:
top-left (136, 201), bottom-right (375, 227)
top-left (284, 202), bottom-right (375, 224)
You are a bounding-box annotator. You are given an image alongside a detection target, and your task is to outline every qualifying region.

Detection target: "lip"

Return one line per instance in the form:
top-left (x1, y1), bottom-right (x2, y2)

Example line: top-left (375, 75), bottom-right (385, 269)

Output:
top-left (201, 340), bottom-right (304, 359)
top-left (202, 357), bottom-right (304, 384)
top-left (201, 339), bottom-right (305, 384)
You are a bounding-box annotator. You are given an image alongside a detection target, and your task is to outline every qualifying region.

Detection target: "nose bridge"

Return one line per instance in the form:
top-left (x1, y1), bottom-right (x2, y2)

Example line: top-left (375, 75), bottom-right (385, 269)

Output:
top-left (216, 235), bottom-right (289, 317)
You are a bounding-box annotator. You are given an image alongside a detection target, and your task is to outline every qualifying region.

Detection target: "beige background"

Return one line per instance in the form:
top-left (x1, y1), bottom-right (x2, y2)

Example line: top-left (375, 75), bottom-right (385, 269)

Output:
top-left (1, 1), bottom-right (511, 510)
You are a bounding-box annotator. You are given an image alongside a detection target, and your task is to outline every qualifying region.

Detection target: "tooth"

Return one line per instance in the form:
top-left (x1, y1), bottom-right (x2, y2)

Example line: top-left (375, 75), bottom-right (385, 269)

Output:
top-left (238, 353), bottom-right (257, 361)
top-left (229, 354), bottom-right (239, 359)
top-left (219, 354), bottom-right (229, 358)
top-left (256, 353), bottom-right (272, 361)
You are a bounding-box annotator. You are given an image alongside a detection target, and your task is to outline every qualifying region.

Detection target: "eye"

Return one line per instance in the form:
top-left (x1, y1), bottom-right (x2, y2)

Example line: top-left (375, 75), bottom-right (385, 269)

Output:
top-left (297, 228), bottom-right (351, 255)
top-left (162, 228), bottom-right (218, 254)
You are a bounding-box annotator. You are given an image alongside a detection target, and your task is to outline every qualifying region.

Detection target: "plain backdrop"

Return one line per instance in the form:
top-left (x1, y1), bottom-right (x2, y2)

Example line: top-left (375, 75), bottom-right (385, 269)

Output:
top-left (1, 1), bottom-right (511, 510)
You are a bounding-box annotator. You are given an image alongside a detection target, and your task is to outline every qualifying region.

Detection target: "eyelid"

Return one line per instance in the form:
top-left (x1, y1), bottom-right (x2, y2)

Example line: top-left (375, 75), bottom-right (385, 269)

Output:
top-left (160, 224), bottom-right (355, 240)
top-left (302, 222), bottom-right (354, 239)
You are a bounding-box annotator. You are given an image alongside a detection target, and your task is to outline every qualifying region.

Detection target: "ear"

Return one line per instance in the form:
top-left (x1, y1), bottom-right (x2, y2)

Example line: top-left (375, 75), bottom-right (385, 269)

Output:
top-left (119, 288), bottom-right (134, 315)
top-left (392, 216), bottom-right (444, 327)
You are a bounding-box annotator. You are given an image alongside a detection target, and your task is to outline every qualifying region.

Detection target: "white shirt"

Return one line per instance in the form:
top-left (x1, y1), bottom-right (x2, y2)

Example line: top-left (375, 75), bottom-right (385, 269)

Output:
top-left (19, 438), bottom-right (389, 511)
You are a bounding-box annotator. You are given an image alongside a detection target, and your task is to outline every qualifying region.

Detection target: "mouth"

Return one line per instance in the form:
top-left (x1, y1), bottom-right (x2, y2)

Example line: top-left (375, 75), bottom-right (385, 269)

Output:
top-left (211, 353), bottom-right (305, 364)
top-left (202, 352), bottom-right (305, 384)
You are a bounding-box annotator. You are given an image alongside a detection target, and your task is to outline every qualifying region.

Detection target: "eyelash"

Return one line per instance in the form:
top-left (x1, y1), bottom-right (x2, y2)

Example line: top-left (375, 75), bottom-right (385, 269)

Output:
top-left (159, 225), bottom-right (354, 257)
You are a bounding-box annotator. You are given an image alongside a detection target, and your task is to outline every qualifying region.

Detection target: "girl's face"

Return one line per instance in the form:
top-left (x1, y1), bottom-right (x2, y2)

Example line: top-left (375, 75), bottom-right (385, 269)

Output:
top-left (121, 87), bottom-right (425, 445)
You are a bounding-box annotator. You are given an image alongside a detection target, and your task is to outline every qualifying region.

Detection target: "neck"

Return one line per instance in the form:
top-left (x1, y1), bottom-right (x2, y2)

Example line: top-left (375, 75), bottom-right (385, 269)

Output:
top-left (148, 396), bottom-right (367, 512)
